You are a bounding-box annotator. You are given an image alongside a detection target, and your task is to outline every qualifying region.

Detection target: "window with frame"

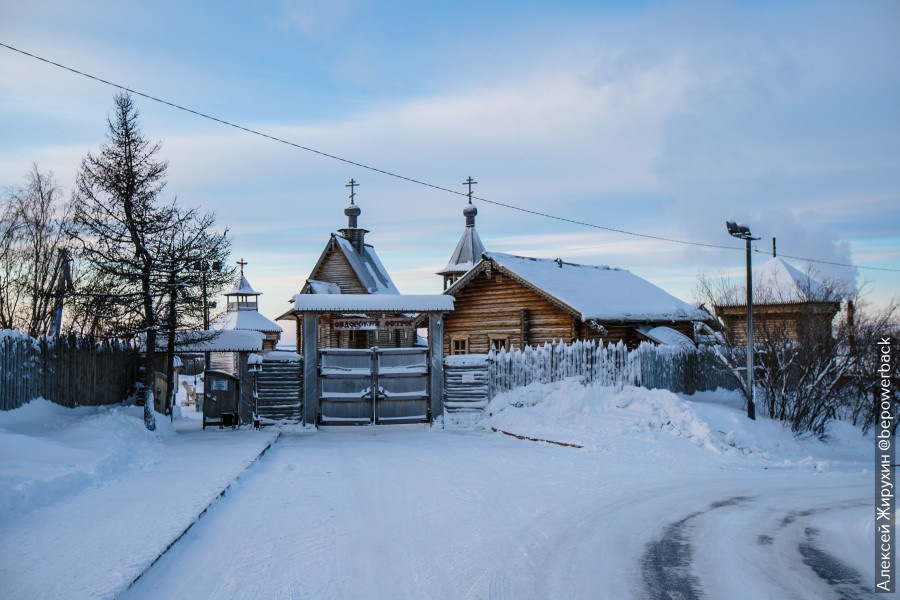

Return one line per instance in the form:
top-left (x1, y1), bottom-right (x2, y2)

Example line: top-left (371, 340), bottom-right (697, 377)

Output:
top-left (451, 337), bottom-right (468, 355)
top-left (489, 336), bottom-right (510, 352)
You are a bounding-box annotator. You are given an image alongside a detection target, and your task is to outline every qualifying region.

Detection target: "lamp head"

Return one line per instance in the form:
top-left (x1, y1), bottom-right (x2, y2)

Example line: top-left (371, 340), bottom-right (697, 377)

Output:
top-left (726, 220), bottom-right (753, 239)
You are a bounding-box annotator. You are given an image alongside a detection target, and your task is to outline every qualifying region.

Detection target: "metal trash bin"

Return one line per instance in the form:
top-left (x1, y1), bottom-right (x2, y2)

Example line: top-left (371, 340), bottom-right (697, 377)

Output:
top-left (202, 370), bottom-right (241, 430)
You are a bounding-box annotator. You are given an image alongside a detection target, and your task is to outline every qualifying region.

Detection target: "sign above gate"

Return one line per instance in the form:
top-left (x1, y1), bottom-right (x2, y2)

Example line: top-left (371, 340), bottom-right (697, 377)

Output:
top-left (333, 317), bottom-right (417, 331)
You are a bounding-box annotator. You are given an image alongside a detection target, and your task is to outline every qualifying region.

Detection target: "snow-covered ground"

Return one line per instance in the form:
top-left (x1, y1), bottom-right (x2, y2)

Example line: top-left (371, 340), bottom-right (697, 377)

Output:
top-left (0, 379), bottom-right (888, 599)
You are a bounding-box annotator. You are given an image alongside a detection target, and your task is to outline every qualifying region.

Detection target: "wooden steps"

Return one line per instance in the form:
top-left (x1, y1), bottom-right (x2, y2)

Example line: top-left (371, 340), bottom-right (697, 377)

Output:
top-left (256, 358), bottom-right (302, 423)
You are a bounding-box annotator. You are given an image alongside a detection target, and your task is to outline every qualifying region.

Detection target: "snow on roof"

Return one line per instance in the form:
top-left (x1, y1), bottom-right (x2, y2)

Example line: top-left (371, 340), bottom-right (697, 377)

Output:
top-left (291, 294), bottom-right (454, 313)
top-left (636, 325), bottom-right (695, 348)
top-left (213, 309), bottom-right (283, 333)
top-left (143, 329), bottom-right (264, 352)
top-left (717, 257), bottom-right (837, 306)
top-left (332, 233), bottom-right (400, 294)
top-left (307, 279), bottom-right (342, 294)
top-left (444, 354), bottom-right (489, 366)
top-left (438, 226), bottom-right (485, 275)
top-left (262, 349), bottom-right (301, 362)
top-left (226, 273), bottom-right (260, 296)
top-left (483, 252), bottom-right (708, 322)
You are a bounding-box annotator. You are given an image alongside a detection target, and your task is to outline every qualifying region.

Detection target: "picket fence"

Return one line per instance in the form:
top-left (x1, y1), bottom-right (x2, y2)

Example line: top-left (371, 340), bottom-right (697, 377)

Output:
top-left (0, 333), bottom-right (138, 411)
top-left (488, 340), bottom-right (737, 396)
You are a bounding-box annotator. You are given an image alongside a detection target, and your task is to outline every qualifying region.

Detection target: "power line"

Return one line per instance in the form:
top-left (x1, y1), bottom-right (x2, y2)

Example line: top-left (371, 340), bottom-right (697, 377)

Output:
top-left (2, 41), bottom-right (898, 274)
top-left (755, 249), bottom-right (899, 273)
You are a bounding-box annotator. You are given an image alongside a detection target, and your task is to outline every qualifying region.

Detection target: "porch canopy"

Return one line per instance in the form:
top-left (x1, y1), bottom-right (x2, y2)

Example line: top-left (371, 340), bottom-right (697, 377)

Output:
top-left (142, 329), bottom-right (264, 353)
top-left (289, 294), bottom-right (454, 314)
top-left (287, 294), bottom-right (454, 426)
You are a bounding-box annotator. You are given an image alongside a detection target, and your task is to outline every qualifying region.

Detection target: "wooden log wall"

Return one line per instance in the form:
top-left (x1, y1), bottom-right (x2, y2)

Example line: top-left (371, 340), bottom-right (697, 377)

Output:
top-left (443, 271), bottom-right (575, 356)
top-left (309, 242), bottom-right (367, 294)
top-left (0, 333), bottom-right (138, 411)
top-left (443, 356), bottom-right (491, 409)
top-left (444, 268), bottom-right (698, 354)
top-left (715, 302), bottom-right (838, 346)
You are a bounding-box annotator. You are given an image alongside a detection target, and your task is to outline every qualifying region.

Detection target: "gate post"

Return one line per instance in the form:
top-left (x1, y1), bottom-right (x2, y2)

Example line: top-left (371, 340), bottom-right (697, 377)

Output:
top-left (302, 312), bottom-right (318, 427)
top-left (428, 312), bottom-right (444, 423)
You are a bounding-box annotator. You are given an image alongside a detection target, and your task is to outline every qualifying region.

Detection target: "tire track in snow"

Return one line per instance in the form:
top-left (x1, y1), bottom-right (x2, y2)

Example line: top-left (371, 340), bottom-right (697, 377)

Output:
top-left (641, 496), bottom-right (752, 600)
top-left (645, 491), bottom-right (872, 600)
top-left (798, 526), bottom-right (872, 600)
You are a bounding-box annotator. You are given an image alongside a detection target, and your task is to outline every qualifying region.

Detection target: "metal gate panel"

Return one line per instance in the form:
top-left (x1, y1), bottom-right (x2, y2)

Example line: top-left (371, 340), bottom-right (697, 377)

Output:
top-left (318, 347), bottom-right (429, 425)
top-left (319, 349), bottom-right (373, 424)
top-left (375, 348), bottom-right (428, 423)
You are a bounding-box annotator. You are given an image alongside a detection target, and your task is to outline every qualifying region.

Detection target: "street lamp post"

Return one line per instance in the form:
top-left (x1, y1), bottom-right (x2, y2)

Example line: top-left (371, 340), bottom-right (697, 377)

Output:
top-left (193, 259), bottom-right (221, 371)
top-left (726, 221), bottom-right (760, 420)
top-left (248, 355), bottom-right (262, 429)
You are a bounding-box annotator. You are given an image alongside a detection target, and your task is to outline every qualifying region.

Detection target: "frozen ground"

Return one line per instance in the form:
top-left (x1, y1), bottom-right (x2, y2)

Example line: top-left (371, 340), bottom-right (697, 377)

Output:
top-left (0, 379), bottom-right (889, 599)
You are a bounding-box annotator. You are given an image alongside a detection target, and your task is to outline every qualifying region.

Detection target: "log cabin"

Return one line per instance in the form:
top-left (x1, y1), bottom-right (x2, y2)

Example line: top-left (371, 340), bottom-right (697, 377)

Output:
top-left (277, 183), bottom-right (418, 350)
top-left (713, 256), bottom-right (841, 345)
top-left (440, 251), bottom-right (710, 356)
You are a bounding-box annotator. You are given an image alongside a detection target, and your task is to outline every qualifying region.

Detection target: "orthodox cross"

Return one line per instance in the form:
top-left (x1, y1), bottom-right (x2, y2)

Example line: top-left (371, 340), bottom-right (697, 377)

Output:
top-left (346, 178), bottom-right (359, 204)
top-left (236, 257), bottom-right (247, 276)
top-left (463, 176), bottom-right (477, 204)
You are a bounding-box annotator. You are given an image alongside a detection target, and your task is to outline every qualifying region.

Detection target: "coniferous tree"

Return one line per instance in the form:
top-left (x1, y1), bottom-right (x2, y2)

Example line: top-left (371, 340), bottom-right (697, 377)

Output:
top-left (70, 92), bottom-right (172, 430)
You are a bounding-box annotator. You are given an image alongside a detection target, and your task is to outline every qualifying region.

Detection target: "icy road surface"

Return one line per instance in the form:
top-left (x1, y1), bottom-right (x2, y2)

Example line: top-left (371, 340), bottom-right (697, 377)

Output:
top-left (124, 427), bottom-right (873, 600)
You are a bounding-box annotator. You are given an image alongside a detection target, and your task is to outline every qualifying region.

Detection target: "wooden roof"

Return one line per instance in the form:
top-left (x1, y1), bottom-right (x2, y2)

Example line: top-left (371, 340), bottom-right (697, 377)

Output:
top-left (445, 252), bottom-right (709, 323)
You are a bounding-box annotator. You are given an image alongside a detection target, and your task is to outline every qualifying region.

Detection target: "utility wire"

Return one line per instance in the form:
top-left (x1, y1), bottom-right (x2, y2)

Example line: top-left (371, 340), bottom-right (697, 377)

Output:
top-left (755, 249), bottom-right (898, 273)
top-left (2, 41), bottom-right (898, 273)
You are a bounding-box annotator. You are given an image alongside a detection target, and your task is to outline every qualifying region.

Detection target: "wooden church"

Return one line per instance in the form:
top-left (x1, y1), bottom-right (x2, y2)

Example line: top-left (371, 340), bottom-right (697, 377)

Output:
top-left (277, 181), bottom-right (418, 350)
top-left (436, 188), bottom-right (708, 355)
top-left (209, 260), bottom-right (282, 373)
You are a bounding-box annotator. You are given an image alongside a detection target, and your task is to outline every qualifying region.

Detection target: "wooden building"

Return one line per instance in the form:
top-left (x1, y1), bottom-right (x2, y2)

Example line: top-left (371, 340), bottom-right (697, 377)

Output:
top-left (278, 183), bottom-right (417, 350)
top-left (209, 260), bottom-right (283, 373)
top-left (441, 252), bottom-right (708, 355)
top-left (713, 256), bottom-right (841, 345)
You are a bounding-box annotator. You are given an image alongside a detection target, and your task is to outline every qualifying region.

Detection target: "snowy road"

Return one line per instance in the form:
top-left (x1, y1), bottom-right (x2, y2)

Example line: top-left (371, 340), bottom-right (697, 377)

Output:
top-left (123, 427), bottom-right (876, 600)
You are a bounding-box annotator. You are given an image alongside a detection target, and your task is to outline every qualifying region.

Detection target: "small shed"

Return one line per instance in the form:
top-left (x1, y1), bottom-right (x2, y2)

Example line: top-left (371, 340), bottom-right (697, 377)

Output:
top-left (714, 257), bottom-right (841, 345)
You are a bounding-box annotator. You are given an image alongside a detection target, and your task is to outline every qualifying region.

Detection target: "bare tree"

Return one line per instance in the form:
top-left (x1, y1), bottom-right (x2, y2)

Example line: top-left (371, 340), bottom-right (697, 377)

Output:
top-left (154, 206), bottom-right (233, 417)
top-left (0, 165), bottom-right (71, 335)
top-left (839, 297), bottom-right (900, 433)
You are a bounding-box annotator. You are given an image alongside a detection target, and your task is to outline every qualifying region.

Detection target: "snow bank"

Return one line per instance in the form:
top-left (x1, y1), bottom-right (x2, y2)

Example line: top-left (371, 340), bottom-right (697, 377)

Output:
top-left (0, 399), bottom-right (173, 527)
top-left (479, 379), bottom-right (871, 468)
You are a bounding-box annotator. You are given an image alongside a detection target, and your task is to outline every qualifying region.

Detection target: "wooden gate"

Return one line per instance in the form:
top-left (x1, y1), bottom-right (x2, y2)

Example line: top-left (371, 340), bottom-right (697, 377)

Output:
top-left (318, 347), bottom-right (429, 425)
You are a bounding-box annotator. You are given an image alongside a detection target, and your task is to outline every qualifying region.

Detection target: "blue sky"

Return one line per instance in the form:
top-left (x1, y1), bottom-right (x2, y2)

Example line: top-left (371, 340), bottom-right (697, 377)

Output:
top-left (1, 0), bottom-right (898, 334)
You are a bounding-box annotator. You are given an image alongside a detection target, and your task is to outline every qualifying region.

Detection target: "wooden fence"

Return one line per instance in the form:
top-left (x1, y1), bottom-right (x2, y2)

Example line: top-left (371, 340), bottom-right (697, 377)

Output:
top-left (0, 332), bottom-right (138, 411)
top-left (489, 340), bottom-right (737, 395)
top-left (443, 340), bottom-right (738, 408)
